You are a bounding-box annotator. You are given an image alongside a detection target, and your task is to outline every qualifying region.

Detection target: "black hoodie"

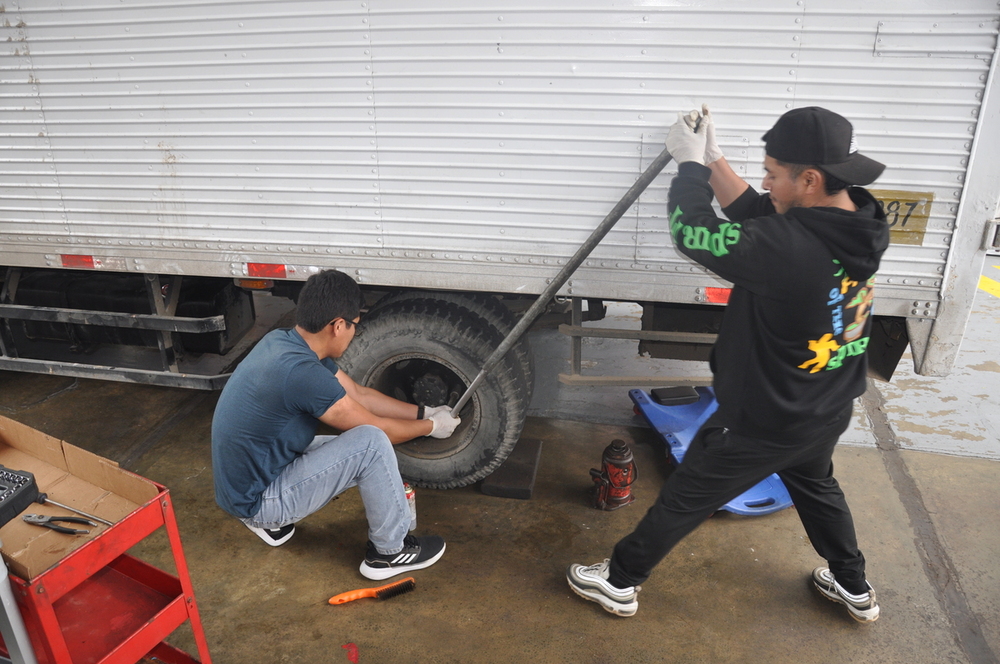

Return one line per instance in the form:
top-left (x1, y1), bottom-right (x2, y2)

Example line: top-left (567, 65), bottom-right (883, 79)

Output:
top-left (667, 162), bottom-right (890, 440)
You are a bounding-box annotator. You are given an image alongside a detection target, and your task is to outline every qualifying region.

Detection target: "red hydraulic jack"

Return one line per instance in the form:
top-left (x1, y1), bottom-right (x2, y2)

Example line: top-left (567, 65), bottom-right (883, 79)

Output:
top-left (590, 439), bottom-right (637, 510)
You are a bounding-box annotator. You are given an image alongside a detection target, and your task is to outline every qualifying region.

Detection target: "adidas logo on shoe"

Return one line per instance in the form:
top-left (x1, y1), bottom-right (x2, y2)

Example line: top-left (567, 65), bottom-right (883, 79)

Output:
top-left (387, 551), bottom-right (419, 565)
top-left (360, 534), bottom-right (446, 581)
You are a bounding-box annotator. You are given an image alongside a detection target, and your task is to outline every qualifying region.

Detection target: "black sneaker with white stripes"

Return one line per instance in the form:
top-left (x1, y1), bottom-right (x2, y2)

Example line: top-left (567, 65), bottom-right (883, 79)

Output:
top-left (359, 534), bottom-right (446, 580)
top-left (245, 522), bottom-right (295, 547)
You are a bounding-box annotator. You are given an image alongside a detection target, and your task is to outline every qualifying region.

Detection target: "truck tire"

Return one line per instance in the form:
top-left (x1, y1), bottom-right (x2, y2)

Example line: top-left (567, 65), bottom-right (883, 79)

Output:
top-left (369, 290), bottom-right (534, 398)
top-left (337, 298), bottom-right (529, 488)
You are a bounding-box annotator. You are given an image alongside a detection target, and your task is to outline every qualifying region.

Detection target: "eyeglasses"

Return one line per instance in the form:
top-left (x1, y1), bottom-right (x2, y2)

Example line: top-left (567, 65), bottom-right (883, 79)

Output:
top-left (330, 317), bottom-right (362, 337)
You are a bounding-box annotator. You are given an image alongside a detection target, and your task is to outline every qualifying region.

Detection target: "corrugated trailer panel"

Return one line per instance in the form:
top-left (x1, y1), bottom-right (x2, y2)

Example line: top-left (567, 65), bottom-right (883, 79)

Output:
top-left (9, 2), bottom-right (379, 257)
top-left (362, 1), bottom-right (998, 309)
top-left (1, 1), bottom-right (998, 316)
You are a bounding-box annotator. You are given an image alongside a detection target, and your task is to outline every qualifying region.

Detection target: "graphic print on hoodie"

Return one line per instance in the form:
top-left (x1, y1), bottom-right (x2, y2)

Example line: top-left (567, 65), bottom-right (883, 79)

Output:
top-left (666, 162), bottom-right (890, 440)
top-left (803, 261), bottom-right (876, 374)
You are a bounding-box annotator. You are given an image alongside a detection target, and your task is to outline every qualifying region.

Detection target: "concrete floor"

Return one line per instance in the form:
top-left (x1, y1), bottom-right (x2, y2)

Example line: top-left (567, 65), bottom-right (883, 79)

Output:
top-left (0, 376), bottom-right (996, 663)
top-left (0, 256), bottom-right (997, 663)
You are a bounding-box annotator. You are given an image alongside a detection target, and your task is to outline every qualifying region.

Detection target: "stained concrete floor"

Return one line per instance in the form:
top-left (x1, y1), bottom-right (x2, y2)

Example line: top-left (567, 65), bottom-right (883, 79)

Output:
top-left (0, 259), bottom-right (997, 663)
top-left (0, 374), bottom-right (997, 663)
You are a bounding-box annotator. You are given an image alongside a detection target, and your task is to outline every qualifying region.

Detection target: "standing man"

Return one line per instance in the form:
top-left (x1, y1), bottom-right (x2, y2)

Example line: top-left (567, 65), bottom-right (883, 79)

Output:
top-left (567, 106), bottom-right (889, 622)
top-left (212, 269), bottom-right (460, 580)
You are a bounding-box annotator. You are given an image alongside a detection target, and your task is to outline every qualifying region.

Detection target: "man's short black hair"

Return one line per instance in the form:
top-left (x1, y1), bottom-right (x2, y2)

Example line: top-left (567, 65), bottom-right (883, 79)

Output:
top-left (295, 269), bottom-right (363, 334)
top-left (776, 159), bottom-right (850, 197)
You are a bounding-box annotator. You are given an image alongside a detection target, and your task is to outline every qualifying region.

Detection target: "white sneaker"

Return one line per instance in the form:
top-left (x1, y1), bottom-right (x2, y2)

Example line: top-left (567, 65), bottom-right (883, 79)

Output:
top-left (566, 559), bottom-right (639, 617)
top-left (812, 567), bottom-right (880, 623)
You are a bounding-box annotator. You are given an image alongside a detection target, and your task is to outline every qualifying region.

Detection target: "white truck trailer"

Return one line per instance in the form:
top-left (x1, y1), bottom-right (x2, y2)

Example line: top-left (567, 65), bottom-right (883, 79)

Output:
top-left (2, 1), bottom-right (999, 487)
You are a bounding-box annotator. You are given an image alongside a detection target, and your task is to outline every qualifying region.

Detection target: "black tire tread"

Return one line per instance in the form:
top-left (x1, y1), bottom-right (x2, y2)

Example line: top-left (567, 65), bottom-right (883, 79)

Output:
top-left (370, 290), bottom-right (534, 398)
top-left (339, 298), bottom-right (528, 489)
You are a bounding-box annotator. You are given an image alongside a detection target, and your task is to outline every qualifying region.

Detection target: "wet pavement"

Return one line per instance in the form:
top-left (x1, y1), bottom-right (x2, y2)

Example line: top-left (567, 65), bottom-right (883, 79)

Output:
top-left (0, 256), bottom-right (997, 663)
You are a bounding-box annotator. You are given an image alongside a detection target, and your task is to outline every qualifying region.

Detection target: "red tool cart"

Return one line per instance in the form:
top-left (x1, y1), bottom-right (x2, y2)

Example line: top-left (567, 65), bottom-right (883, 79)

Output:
top-left (0, 414), bottom-right (211, 664)
top-left (0, 480), bottom-right (211, 664)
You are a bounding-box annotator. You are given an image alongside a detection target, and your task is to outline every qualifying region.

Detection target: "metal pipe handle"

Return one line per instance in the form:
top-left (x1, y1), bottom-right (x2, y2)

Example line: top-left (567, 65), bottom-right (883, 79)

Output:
top-left (450, 146), bottom-right (675, 417)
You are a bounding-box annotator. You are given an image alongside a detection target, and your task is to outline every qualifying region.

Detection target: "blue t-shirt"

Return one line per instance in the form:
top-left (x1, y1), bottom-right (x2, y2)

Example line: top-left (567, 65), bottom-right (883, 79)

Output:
top-left (211, 328), bottom-right (346, 518)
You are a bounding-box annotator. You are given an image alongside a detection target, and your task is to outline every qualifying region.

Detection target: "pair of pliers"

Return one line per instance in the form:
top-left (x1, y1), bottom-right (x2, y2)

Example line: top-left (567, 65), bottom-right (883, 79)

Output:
top-left (22, 513), bottom-right (96, 535)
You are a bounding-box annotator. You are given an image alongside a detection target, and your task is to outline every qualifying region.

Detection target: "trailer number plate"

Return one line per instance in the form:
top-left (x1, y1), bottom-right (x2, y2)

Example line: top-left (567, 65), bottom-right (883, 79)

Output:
top-left (869, 190), bottom-right (934, 246)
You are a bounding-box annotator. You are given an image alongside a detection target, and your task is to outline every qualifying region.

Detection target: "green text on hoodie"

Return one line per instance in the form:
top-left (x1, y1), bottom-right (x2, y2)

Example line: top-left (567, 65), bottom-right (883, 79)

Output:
top-left (667, 161), bottom-right (890, 440)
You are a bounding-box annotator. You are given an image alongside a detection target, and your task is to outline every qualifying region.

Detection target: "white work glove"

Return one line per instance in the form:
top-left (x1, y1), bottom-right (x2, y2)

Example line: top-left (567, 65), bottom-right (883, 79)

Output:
top-left (428, 409), bottom-right (461, 439)
top-left (424, 405), bottom-right (452, 417)
top-left (701, 104), bottom-right (724, 164)
top-left (665, 110), bottom-right (708, 165)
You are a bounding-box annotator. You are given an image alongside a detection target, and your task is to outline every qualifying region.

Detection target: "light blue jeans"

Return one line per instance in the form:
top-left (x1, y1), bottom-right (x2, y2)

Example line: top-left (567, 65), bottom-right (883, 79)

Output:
top-left (243, 425), bottom-right (411, 555)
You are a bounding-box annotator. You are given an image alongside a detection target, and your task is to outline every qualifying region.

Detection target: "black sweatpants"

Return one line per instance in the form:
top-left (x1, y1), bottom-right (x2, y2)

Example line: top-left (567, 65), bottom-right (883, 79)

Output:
top-left (607, 407), bottom-right (868, 594)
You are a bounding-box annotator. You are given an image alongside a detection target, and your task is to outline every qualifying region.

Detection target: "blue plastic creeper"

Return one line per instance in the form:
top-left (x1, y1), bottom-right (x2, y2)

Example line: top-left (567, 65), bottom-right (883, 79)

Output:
top-left (629, 387), bottom-right (793, 516)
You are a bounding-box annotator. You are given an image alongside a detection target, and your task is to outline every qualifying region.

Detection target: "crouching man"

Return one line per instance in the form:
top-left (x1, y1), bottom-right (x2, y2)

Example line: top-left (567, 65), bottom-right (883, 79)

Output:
top-left (212, 269), bottom-right (460, 580)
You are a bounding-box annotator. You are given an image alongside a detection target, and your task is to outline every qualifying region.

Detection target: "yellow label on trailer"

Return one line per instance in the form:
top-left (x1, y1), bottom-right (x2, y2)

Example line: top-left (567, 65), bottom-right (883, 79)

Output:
top-left (868, 190), bottom-right (935, 246)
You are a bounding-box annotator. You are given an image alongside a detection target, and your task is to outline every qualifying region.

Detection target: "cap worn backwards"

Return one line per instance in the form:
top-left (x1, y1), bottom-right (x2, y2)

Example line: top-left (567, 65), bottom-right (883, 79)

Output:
top-left (762, 107), bottom-right (885, 186)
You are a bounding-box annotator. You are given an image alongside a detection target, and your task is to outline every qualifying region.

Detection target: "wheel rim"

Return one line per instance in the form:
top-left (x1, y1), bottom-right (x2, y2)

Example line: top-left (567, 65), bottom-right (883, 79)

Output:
top-left (362, 352), bottom-right (481, 460)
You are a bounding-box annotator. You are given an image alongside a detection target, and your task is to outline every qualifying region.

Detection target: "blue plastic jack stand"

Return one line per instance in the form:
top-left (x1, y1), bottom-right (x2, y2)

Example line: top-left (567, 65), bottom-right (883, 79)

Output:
top-left (629, 387), bottom-right (793, 516)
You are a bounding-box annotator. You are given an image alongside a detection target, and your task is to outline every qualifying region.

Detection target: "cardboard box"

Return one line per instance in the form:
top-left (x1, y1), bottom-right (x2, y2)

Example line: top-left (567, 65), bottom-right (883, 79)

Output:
top-left (0, 415), bottom-right (160, 580)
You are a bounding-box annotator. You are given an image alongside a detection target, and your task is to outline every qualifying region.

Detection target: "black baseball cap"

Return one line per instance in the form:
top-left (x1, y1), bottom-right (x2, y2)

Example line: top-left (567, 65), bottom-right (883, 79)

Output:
top-left (762, 107), bottom-right (885, 186)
